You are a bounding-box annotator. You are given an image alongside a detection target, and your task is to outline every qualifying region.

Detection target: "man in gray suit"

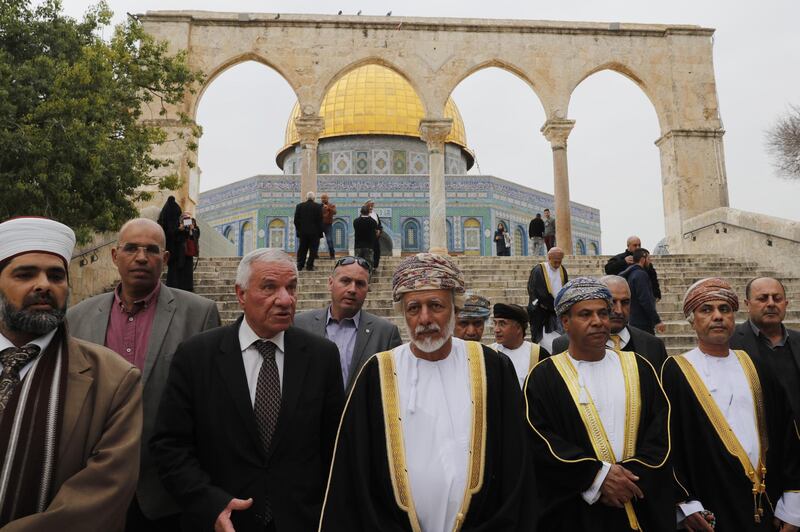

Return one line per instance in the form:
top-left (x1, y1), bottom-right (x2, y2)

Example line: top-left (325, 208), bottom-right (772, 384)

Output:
top-left (294, 256), bottom-right (402, 391)
top-left (67, 218), bottom-right (220, 531)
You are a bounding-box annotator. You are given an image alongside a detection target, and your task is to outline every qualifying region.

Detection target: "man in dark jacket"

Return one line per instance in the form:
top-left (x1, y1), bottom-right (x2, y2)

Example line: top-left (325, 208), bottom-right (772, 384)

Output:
top-left (293, 191), bottom-right (323, 271)
top-left (352, 206), bottom-right (378, 267)
top-left (619, 249), bottom-right (664, 336)
top-left (550, 275), bottom-right (668, 370)
top-left (528, 213), bottom-right (545, 255)
top-left (604, 236), bottom-right (661, 300)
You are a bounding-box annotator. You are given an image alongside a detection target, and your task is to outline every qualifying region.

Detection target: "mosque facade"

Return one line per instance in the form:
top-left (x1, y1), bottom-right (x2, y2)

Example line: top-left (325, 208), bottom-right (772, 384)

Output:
top-left (198, 65), bottom-right (601, 257)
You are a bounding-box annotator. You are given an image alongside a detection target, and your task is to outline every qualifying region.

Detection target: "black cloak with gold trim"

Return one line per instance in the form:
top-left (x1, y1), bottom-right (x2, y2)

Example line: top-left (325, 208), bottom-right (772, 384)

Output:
top-left (319, 343), bottom-right (538, 531)
top-left (661, 351), bottom-right (800, 531)
top-left (525, 352), bottom-right (673, 531)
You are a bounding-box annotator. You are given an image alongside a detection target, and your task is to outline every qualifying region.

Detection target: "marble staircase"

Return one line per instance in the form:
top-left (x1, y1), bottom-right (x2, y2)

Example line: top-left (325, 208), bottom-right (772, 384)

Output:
top-left (192, 255), bottom-right (799, 356)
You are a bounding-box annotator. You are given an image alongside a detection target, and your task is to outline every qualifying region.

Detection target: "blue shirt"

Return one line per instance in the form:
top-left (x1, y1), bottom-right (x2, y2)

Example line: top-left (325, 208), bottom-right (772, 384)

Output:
top-left (325, 307), bottom-right (361, 386)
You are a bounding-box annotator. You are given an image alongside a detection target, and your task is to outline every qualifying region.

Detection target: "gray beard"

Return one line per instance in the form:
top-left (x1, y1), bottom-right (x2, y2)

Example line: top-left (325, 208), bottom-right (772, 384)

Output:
top-left (409, 311), bottom-right (456, 353)
top-left (0, 292), bottom-right (66, 337)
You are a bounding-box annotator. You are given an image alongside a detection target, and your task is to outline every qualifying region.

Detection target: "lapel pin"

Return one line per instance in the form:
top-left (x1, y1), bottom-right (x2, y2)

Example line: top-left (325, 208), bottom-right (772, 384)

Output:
top-left (366, 329), bottom-right (370, 333)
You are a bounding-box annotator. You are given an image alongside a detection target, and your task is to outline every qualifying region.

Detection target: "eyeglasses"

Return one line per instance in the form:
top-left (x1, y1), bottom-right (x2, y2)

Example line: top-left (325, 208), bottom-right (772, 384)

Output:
top-left (118, 243), bottom-right (162, 256)
top-left (334, 256), bottom-right (372, 272)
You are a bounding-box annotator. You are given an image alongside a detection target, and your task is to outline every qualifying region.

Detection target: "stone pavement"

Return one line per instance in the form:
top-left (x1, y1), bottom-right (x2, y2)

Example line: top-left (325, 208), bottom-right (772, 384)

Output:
top-left (192, 255), bottom-right (800, 356)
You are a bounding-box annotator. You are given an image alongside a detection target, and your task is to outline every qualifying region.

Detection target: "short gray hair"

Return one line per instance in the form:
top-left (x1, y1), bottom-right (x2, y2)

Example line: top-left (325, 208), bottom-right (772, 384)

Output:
top-left (236, 248), bottom-right (297, 289)
top-left (306, 191), bottom-right (316, 201)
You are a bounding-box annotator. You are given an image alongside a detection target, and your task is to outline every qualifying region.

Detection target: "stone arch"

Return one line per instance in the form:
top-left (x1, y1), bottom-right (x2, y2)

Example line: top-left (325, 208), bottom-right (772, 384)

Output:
top-left (267, 218), bottom-right (286, 248)
top-left (589, 241), bottom-right (600, 256)
top-left (567, 61), bottom-right (667, 134)
top-left (402, 218), bottom-right (422, 252)
top-left (239, 220), bottom-right (254, 256)
top-left (443, 60), bottom-right (550, 118)
top-left (515, 225), bottom-right (527, 256)
top-left (314, 56), bottom-right (430, 116)
top-left (190, 52), bottom-right (301, 121)
top-left (463, 217), bottom-right (482, 256)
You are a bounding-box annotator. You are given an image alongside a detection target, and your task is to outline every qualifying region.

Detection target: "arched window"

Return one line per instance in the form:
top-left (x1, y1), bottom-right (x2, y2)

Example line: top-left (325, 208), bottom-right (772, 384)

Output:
top-left (590, 241), bottom-right (600, 256)
top-left (446, 220), bottom-right (454, 252)
top-left (268, 219), bottom-right (286, 249)
top-left (463, 218), bottom-right (481, 256)
top-left (515, 226), bottom-right (526, 256)
top-left (222, 225), bottom-right (234, 244)
top-left (332, 219), bottom-right (347, 250)
top-left (574, 239), bottom-right (586, 256)
top-left (402, 219), bottom-right (421, 252)
top-left (240, 221), bottom-right (254, 256)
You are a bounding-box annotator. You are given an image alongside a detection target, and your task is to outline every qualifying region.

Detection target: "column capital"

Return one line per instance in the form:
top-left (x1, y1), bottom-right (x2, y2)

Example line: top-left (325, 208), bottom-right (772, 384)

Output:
top-left (294, 115), bottom-right (325, 145)
top-left (419, 119), bottom-right (453, 151)
top-left (541, 119), bottom-right (576, 149)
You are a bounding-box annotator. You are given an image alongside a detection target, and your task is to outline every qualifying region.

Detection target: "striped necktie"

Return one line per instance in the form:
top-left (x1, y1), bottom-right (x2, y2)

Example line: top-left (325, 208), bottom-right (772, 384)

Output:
top-left (610, 334), bottom-right (622, 352)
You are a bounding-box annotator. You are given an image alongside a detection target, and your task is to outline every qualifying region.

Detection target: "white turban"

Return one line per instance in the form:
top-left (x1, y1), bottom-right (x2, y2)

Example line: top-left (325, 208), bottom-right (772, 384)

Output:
top-left (0, 217), bottom-right (76, 268)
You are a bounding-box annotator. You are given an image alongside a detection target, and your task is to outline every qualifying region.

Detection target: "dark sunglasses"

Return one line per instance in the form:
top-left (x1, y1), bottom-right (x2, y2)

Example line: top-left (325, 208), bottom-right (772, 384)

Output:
top-left (334, 256), bottom-right (372, 272)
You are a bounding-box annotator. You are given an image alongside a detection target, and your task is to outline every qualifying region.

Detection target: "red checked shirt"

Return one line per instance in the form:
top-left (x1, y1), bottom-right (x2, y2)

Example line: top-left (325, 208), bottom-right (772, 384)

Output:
top-left (105, 283), bottom-right (161, 371)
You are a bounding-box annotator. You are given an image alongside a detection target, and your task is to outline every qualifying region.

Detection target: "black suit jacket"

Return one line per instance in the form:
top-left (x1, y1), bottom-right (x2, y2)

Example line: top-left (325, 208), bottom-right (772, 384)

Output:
top-left (151, 319), bottom-right (345, 532)
top-left (294, 199), bottom-right (324, 238)
top-left (550, 325), bottom-right (668, 370)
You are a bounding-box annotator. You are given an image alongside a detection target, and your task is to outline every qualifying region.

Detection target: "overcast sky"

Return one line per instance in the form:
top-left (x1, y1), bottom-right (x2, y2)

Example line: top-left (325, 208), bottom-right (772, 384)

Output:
top-left (60, 0), bottom-right (800, 252)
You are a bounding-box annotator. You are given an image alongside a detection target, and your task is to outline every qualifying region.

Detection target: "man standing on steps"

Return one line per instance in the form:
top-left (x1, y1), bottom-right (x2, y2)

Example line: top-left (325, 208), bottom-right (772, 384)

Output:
top-left (551, 275), bottom-right (668, 370)
top-left (68, 217), bottom-right (220, 532)
top-left (543, 208), bottom-right (556, 250)
top-left (731, 276), bottom-right (800, 423)
top-left (294, 255), bottom-right (402, 393)
top-left (490, 302), bottom-right (549, 389)
top-left (529, 213), bottom-right (546, 255)
top-left (366, 199), bottom-right (383, 269)
top-left (526, 277), bottom-right (673, 531)
top-left (454, 292), bottom-right (491, 342)
top-left (527, 246), bottom-right (568, 352)
top-left (661, 278), bottom-right (800, 531)
top-left (352, 206), bottom-right (378, 268)
top-left (619, 248), bottom-right (665, 336)
top-left (294, 191), bottom-right (323, 271)
top-left (320, 253), bottom-right (537, 531)
top-left (604, 236), bottom-right (661, 301)
top-left (321, 193), bottom-right (337, 260)
top-left (152, 248), bottom-right (345, 532)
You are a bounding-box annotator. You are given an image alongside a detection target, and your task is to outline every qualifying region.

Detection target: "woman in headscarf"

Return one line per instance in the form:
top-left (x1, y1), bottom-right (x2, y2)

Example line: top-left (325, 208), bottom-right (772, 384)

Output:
top-left (494, 221), bottom-right (511, 256)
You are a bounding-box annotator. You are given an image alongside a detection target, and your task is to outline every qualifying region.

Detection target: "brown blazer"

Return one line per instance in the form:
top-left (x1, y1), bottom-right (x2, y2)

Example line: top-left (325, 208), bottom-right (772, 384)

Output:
top-left (2, 337), bottom-right (143, 532)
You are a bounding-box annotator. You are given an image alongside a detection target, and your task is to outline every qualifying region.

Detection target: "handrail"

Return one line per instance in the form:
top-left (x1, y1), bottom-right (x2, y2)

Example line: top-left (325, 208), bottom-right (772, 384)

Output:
top-left (683, 221), bottom-right (800, 245)
top-left (72, 238), bottom-right (118, 261)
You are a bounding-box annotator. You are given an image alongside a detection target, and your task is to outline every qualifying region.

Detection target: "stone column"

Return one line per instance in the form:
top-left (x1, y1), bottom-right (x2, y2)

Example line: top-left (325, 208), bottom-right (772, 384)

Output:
top-left (294, 115), bottom-right (325, 200)
top-left (541, 119), bottom-right (576, 254)
top-left (420, 119), bottom-right (453, 254)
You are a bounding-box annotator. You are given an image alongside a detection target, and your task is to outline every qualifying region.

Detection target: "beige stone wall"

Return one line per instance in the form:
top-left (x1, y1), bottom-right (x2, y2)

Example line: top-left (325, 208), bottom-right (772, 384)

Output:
top-left (138, 11), bottom-right (730, 252)
top-left (68, 232), bottom-right (119, 304)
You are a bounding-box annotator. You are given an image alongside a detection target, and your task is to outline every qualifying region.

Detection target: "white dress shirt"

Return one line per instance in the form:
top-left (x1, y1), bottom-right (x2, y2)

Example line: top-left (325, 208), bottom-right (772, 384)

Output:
top-left (491, 340), bottom-right (535, 389)
top-left (545, 263), bottom-right (564, 295)
top-left (238, 318), bottom-right (286, 406)
top-left (0, 328), bottom-right (58, 381)
top-left (564, 350), bottom-right (626, 505)
top-left (607, 326), bottom-right (632, 351)
top-left (393, 338), bottom-right (471, 532)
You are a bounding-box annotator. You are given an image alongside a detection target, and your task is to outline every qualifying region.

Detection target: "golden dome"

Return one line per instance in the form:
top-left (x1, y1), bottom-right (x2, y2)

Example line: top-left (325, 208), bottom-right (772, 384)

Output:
top-left (280, 64), bottom-right (468, 157)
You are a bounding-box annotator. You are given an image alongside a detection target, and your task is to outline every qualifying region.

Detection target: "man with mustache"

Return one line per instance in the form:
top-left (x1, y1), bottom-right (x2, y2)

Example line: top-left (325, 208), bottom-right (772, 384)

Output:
top-left (320, 253), bottom-right (537, 531)
top-left (731, 277), bottom-right (800, 423)
top-left (67, 218), bottom-right (220, 531)
top-left (453, 292), bottom-right (491, 342)
top-left (0, 217), bottom-right (142, 531)
top-left (526, 277), bottom-right (672, 531)
top-left (551, 275), bottom-right (667, 370)
top-left (662, 278), bottom-right (800, 531)
top-left (490, 302), bottom-right (549, 389)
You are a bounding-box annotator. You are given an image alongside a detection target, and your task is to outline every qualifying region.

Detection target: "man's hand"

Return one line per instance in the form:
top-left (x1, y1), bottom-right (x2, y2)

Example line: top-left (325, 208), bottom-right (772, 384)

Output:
top-left (655, 322), bottom-right (666, 334)
top-left (624, 255), bottom-right (634, 265)
top-left (775, 517), bottom-right (800, 532)
top-left (215, 498), bottom-right (253, 532)
top-left (684, 511), bottom-right (714, 531)
top-left (598, 464), bottom-right (643, 508)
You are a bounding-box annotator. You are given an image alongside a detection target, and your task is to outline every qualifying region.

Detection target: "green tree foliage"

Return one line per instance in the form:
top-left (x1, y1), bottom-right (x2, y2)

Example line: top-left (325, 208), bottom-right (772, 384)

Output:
top-left (0, 0), bottom-right (203, 242)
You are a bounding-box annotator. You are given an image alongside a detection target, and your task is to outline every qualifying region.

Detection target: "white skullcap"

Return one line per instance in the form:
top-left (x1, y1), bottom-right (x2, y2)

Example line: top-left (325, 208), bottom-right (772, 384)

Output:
top-left (0, 217), bottom-right (76, 268)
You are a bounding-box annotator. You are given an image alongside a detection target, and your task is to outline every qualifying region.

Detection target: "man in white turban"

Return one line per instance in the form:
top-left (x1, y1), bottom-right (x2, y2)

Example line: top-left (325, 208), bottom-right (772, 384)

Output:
top-left (320, 253), bottom-right (537, 531)
top-left (0, 217), bottom-right (142, 531)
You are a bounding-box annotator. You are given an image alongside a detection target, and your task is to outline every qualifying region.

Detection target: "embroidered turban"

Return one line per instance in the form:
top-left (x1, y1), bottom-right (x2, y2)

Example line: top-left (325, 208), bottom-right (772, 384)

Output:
top-left (458, 292), bottom-right (491, 319)
top-left (0, 217), bottom-right (76, 268)
top-left (391, 253), bottom-right (465, 304)
top-left (493, 303), bottom-right (529, 328)
top-left (682, 277), bottom-right (739, 317)
top-left (554, 277), bottom-right (612, 317)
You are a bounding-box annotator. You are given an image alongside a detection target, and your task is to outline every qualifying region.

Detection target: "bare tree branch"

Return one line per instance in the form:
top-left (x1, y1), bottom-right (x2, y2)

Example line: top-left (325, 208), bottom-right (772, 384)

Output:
top-left (766, 104), bottom-right (800, 179)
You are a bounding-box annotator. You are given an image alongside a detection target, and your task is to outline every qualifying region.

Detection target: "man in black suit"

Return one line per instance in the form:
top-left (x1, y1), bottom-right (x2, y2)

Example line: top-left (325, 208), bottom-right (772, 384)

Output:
top-left (604, 235), bottom-right (661, 300)
top-left (293, 191), bottom-right (323, 271)
top-left (151, 248), bottom-right (345, 532)
top-left (551, 275), bottom-right (668, 370)
top-left (731, 276), bottom-right (800, 421)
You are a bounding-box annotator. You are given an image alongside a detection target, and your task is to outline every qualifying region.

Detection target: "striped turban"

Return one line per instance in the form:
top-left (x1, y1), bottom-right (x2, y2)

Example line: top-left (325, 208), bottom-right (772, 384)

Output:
top-left (682, 278), bottom-right (739, 317)
top-left (458, 292), bottom-right (491, 320)
top-left (392, 253), bottom-right (465, 306)
top-left (554, 277), bottom-right (612, 317)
